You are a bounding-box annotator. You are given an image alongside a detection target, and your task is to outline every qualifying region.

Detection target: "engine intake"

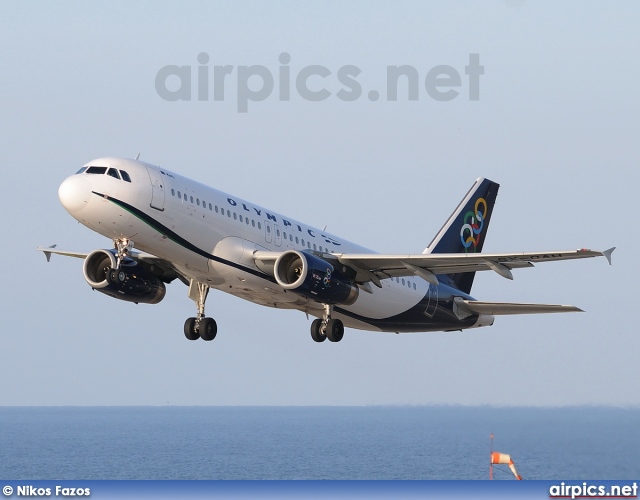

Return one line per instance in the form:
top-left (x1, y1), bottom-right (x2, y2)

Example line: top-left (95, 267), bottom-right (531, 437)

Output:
top-left (83, 249), bottom-right (166, 304)
top-left (274, 250), bottom-right (358, 305)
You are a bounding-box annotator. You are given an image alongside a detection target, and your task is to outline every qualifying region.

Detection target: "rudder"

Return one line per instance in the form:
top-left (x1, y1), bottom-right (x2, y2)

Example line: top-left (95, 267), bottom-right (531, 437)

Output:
top-left (424, 177), bottom-right (500, 293)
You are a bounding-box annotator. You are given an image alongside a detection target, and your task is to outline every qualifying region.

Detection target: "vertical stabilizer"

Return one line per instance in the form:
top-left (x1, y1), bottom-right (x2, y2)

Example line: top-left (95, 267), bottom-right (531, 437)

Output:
top-left (424, 177), bottom-right (500, 293)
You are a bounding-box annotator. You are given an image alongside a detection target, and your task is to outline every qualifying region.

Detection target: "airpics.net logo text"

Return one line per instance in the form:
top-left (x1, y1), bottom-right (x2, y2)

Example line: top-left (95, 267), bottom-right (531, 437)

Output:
top-left (155, 52), bottom-right (484, 112)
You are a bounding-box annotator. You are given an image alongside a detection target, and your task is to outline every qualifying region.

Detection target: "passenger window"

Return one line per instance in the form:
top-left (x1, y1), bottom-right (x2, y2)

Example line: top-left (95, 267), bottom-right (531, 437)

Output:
top-left (239, 215), bottom-right (243, 222)
top-left (283, 232), bottom-right (287, 239)
top-left (295, 237), bottom-right (299, 244)
top-left (251, 220), bottom-right (255, 227)
top-left (76, 167), bottom-right (87, 174)
top-left (184, 194), bottom-right (187, 201)
top-left (177, 191), bottom-right (181, 198)
top-left (246, 218), bottom-right (249, 225)
top-left (107, 168), bottom-right (120, 179)
top-left (313, 244), bottom-right (317, 250)
top-left (276, 229), bottom-right (280, 237)
top-left (86, 166), bottom-right (107, 174)
top-left (171, 189), bottom-right (175, 196)
top-left (413, 283), bottom-right (416, 290)
top-left (215, 206), bottom-right (218, 213)
top-left (197, 199), bottom-right (200, 206)
top-left (266, 225), bottom-right (271, 233)
top-left (190, 196), bottom-right (194, 203)
top-left (120, 170), bottom-right (131, 182)
top-left (233, 213), bottom-right (237, 220)
top-left (209, 203), bottom-right (212, 210)
top-left (258, 222), bottom-right (261, 229)
top-left (307, 242), bottom-right (311, 249)
top-left (301, 239), bottom-right (305, 246)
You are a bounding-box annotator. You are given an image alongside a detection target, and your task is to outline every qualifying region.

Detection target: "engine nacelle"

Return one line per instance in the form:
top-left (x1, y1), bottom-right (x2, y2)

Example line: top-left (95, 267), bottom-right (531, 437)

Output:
top-left (274, 250), bottom-right (359, 305)
top-left (82, 249), bottom-right (166, 304)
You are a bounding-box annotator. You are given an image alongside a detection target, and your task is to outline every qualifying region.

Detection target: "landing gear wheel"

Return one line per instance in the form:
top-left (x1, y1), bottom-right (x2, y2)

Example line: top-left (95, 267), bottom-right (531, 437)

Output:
top-left (108, 268), bottom-right (118, 284)
top-left (107, 268), bottom-right (127, 284)
top-left (199, 317), bottom-right (217, 341)
top-left (184, 317), bottom-right (199, 340)
top-left (310, 318), bottom-right (326, 342)
top-left (326, 319), bottom-right (344, 342)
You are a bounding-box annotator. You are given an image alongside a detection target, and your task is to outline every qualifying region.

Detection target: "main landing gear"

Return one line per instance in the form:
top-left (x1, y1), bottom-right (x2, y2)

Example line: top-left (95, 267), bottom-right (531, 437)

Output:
top-left (184, 280), bottom-right (217, 341)
top-left (310, 304), bottom-right (344, 343)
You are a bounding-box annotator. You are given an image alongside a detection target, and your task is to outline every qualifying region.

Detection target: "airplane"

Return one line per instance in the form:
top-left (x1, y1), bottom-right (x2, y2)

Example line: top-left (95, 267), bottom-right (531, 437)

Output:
top-left (38, 157), bottom-right (614, 343)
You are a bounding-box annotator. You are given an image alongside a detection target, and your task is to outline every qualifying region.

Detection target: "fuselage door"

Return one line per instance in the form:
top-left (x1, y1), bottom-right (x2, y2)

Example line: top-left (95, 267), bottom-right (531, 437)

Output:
top-left (423, 284), bottom-right (438, 318)
top-left (274, 223), bottom-right (282, 247)
top-left (146, 167), bottom-right (165, 211)
top-left (264, 220), bottom-right (273, 243)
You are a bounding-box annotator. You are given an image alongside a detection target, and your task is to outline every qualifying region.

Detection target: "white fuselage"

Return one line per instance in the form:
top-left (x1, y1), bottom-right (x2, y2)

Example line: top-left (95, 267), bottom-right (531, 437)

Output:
top-left (58, 157), bottom-right (485, 333)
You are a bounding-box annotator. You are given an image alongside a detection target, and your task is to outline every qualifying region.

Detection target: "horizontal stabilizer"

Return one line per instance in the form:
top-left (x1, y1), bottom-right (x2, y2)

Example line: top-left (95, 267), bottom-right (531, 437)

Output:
top-left (453, 297), bottom-right (583, 317)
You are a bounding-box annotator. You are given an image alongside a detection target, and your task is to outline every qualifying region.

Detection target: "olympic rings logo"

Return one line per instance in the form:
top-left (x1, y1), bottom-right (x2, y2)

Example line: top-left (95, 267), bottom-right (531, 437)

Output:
top-left (460, 197), bottom-right (488, 252)
top-left (323, 268), bottom-right (332, 287)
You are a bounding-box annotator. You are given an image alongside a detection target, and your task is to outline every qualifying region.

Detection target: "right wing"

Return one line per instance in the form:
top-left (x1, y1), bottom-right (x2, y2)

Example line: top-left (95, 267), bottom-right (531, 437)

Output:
top-left (37, 245), bottom-right (188, 285)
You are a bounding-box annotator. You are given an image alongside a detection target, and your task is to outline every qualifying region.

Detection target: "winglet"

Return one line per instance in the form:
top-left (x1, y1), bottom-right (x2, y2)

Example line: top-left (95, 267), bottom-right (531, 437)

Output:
top-left (602, 247), bottom-right (615, 265)
top-left (38, 244), bottom-right (57, 263)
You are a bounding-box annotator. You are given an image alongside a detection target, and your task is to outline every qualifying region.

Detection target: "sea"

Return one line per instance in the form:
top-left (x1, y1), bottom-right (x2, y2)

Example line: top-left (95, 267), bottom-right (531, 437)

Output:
top-left (0, 406), bottom-right (638, 480)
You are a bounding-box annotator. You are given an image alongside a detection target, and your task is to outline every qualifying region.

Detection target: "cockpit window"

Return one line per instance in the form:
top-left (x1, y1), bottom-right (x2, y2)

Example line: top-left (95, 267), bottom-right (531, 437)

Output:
top-left (76, 167), bottom-right (87, 174)
top-left (120, 170), bottom-right (132, 183)
top-left (107, 168), bottom-right (121, 179)
top-left (86, 166), bottom-right (107, 174)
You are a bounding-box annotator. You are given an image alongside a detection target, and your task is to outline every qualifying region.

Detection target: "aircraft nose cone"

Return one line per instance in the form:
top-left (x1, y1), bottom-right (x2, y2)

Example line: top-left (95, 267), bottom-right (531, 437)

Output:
top-left (58, 175), bottom-right (90, 213)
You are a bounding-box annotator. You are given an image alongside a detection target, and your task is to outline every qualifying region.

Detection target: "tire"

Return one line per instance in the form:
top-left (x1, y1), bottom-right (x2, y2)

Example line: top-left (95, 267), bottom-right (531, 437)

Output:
top-left (310, 318), bottom-right (326, 342)
top-left (184, 317), bottom-right (199, 340)
top-left (199, 317), bottom-right (217, 341)
top-left (107, 268), bottom-right (118, 284)
top-left (326, 319), bottom-right (344, 342)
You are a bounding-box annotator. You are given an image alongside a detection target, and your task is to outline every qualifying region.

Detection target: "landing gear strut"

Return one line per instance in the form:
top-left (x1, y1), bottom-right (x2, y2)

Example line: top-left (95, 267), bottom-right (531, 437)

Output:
top-left (103, 238), bottom-right (134, 285)
top-left (184, 280), bottom-right (217, 341)
top-left (310, 304), bottom-right (344, 343)
top-left (113, 237), bottom-right (133, 269)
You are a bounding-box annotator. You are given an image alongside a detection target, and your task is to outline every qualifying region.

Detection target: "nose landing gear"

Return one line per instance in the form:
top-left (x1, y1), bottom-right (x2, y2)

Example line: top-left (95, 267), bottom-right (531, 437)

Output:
top-left (113, 237), bottom-right (134, 269)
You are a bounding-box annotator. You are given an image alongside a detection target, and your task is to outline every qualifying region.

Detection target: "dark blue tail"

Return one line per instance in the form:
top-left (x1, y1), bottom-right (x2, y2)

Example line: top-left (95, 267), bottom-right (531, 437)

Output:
top-left (424, 178), bottom-right (500, 294)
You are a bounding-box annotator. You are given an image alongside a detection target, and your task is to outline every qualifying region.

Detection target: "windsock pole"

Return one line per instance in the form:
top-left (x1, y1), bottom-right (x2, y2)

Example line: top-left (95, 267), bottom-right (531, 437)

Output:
top-left (489, 433), bottom-right (494, 480)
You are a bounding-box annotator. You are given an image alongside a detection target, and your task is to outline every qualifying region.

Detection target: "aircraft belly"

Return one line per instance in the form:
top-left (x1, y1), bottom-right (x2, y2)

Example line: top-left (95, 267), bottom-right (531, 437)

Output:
top-left (343, 283), bottom-right (423, 320)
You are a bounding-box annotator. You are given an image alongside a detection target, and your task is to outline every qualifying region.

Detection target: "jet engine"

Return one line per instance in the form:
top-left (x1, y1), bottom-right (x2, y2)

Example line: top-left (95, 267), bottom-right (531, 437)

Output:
top-left (82, 249), bottom-right (166, 304)
top-left (274, 250), bottom-right (358, 305)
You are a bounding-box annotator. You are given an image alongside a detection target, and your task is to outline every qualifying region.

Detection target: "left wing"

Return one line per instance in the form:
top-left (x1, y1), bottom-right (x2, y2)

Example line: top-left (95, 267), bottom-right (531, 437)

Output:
top-left (334, 248), bottom-right (614, 286)
top-left (252, 247), bottom-right (614, 287)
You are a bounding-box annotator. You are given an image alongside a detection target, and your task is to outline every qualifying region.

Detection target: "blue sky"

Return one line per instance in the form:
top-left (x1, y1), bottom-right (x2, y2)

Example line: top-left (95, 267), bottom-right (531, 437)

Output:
top-left (0, 1), bottom-right (636, 406)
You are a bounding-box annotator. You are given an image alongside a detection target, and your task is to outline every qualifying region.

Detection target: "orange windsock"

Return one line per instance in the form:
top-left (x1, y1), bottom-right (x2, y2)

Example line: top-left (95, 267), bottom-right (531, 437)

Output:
top-left (491, 452), bottom-right (522, 480)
